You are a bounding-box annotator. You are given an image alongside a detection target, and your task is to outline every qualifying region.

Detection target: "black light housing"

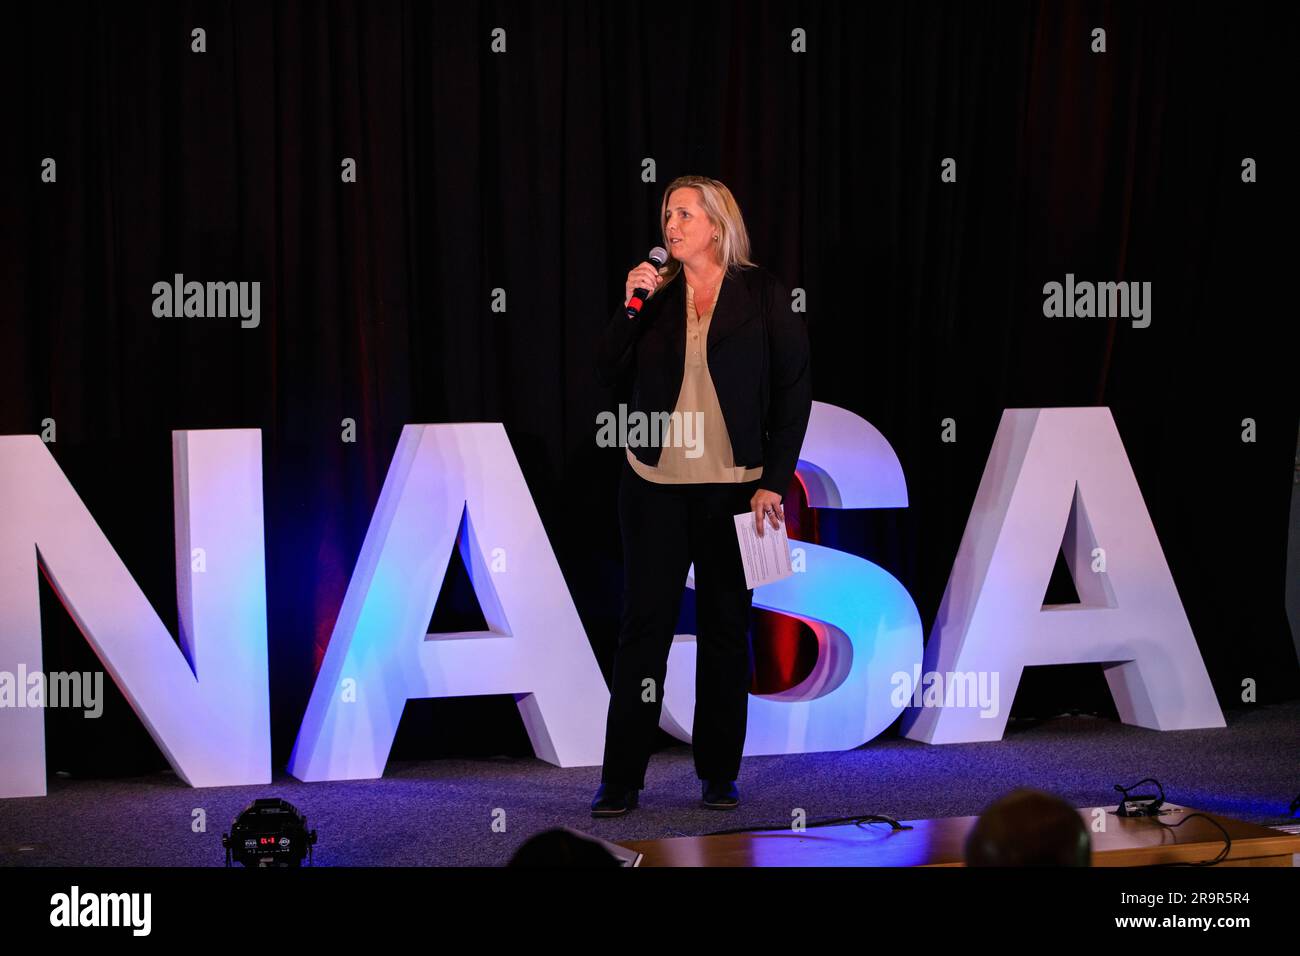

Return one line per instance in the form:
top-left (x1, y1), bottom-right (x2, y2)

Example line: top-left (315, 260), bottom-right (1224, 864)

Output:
top-left (221, 798), bottom-right (318, 867)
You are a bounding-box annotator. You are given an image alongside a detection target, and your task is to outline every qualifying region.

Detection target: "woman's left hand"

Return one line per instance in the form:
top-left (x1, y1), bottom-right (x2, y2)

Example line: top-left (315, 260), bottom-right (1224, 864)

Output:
top-left (750, 489), bottom-right (784, 537)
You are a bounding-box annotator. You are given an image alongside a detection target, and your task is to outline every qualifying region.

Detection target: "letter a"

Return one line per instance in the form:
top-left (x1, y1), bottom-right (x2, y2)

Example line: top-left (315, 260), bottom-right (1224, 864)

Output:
top-left (900, 408), bottom-right (1224, 744)
top-left (288, 424), bottom-right (608, 781)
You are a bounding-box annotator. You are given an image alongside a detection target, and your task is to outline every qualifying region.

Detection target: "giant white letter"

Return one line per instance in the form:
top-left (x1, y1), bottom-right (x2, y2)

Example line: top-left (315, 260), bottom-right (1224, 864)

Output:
top-left (0, 431), bottom-right (270, 797)
top-left (900, 407), bottom-right (1224, 743)
top-left (660, 402), bottom-right (925, 753)
top-left (287, 424), bottom-right (607, 781)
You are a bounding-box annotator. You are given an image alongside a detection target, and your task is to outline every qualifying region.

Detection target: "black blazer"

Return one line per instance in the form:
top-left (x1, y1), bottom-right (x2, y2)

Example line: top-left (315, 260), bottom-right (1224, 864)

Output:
top-left (594, 264), bottom-right (812, 497)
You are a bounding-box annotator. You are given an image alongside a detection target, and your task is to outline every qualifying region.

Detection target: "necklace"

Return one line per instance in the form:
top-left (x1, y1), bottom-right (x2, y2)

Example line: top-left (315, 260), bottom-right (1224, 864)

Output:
top-left (689, 273), bottom-right (723, 317)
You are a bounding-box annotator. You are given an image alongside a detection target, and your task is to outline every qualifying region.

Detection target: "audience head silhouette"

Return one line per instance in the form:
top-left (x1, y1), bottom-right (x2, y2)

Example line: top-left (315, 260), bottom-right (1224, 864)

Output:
top-left (508, 828), bottom-right (622, 867)
top-left (965, 788), bottom-right (1091, 866)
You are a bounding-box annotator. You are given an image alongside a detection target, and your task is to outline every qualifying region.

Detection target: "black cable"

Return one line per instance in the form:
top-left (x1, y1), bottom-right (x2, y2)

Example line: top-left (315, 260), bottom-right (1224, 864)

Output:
top-left (1144, 812), bottom-right (1232, 867)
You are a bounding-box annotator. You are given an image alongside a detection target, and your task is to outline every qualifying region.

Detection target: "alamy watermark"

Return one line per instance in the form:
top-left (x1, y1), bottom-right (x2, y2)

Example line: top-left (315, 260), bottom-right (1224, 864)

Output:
top-left (890, 664), bottom-right (1001, 718)
top-left (1043, 273), bottom-right (1151, 328)
top-left (152, 273), bottom-right (261, 328)
top-left (50, 886), bottom-right (151, 935)
top-left (0, 665), bottom-right (104, 717)
top-left (596, 403), bottom-right (705, 458)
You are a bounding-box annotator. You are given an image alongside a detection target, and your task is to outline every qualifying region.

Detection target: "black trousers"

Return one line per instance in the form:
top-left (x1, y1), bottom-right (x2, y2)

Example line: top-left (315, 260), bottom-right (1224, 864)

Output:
top-left (600, 454), bottom-right (760, 789)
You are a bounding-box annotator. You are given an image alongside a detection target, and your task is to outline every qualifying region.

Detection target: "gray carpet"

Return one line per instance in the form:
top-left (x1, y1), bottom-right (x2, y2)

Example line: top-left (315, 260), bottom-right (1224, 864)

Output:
top-left (2, 701), bottom-right (1297, 866)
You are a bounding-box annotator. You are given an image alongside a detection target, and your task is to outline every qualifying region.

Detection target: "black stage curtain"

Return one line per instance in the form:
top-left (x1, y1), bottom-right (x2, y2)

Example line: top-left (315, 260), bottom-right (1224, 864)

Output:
top-left (2, 0), bottom-right (1295, 774)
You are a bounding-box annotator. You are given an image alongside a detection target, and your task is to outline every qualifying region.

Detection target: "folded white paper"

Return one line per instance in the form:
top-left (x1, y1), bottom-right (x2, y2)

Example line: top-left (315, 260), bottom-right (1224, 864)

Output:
top-left (733, 511), bottom-right (794, 589)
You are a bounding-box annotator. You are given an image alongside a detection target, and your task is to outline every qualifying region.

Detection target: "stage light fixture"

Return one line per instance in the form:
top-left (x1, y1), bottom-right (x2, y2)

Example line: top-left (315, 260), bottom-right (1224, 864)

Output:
top-left (221, 798), bottom-right (318, 867)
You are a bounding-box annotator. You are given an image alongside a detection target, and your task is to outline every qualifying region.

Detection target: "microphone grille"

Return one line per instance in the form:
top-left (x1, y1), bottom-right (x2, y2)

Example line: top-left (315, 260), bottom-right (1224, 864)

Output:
top-left (648, 246), bottom-right (668, 267)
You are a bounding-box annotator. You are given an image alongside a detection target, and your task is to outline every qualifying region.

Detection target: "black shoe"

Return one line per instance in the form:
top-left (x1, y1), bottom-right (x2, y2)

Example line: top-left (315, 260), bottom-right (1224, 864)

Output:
top-left (701, 779), bottom-right (739, 809)
top-left (591, 783), bottom-right (639, 817)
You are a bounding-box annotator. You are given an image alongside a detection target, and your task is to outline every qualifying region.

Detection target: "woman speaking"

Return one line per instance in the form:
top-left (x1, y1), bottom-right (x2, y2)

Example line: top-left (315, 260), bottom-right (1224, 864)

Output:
top-left (591, 175), bottom-right (812, 816)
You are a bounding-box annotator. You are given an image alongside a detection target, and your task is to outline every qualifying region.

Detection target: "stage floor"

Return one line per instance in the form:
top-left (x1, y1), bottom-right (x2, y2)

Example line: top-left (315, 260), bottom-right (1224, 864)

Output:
top-left (2, 701), bottom-right (1296, 866)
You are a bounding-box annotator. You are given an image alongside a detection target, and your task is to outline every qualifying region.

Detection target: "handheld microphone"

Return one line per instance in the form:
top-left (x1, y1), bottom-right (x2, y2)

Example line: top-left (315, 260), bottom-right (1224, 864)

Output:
top-left (625, 246), bottom-right (669, 319)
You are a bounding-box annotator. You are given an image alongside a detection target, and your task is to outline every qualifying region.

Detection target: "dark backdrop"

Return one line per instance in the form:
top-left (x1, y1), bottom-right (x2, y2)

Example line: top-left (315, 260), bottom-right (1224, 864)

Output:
top-left (2, 0), bottom-right (1296, 776)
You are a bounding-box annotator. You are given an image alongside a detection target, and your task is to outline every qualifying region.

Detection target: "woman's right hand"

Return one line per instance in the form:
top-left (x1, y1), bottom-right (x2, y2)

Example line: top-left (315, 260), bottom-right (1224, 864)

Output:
top-left (624, 262), bottom-right (663, 308)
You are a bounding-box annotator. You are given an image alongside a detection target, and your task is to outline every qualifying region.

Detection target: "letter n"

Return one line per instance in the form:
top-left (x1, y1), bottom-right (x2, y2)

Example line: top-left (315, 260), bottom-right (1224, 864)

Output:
top-left (0, 432), bottom-right (271, 797)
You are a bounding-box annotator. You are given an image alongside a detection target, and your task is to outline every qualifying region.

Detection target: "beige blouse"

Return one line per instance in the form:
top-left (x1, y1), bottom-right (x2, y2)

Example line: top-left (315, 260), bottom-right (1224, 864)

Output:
top-left (626, 281), bottom-right (764, 484)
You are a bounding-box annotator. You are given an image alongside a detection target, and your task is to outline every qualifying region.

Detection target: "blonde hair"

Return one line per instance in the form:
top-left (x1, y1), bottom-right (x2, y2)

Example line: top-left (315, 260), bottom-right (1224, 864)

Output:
top-left (657, 175), bottom-right (756, 282)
